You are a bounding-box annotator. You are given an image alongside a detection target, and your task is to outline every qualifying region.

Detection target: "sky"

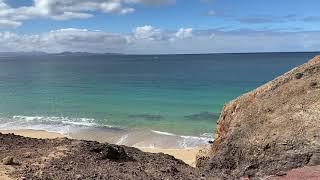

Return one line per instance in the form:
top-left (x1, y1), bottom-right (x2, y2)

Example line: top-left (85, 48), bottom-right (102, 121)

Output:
top-left (0, 0), bottom-right (319, 54)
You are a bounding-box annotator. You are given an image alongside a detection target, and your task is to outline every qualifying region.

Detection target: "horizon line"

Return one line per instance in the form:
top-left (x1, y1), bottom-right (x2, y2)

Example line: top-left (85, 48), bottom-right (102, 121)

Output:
top-left (0, 51), bottom-right (319, 56)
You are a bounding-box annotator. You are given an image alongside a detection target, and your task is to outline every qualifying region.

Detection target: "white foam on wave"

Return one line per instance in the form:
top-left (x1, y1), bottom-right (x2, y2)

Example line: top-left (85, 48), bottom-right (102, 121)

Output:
top-left (151, 130), bottom-right (176, 136)
top-left (1, 115), bottom-right (214, 149)
top-left (13, 116), bottom-right (46, 121)
top-left (179, 135), bottom-right (213, 148)
top-left (150, 129), bottom-right (214, 148)
top-left (0, 120), bottom-right (71, 135)
top-left (0, 115), bottom-right (117, 135)
top-left (201, 133), bottom-right (213, 138)
top-left (61, 120), bottom-right (96, 127)
top-left (116, 134), bottom-right (129, 145)
top-left (12, 116), bottom-right (97, 126)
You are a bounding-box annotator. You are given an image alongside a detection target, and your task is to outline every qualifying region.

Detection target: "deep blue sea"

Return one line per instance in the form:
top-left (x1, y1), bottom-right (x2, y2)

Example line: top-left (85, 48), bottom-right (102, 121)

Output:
top-left (0, 52), bottom-right (317, 148)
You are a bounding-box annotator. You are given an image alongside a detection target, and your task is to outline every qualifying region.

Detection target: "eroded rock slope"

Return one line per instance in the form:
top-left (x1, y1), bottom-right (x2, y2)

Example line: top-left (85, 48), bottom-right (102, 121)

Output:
top-left (198, 55), bottom-right (320, 179)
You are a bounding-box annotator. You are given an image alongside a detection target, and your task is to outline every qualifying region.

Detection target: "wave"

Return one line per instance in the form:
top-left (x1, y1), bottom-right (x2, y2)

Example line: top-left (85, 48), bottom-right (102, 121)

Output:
top-left (179, 135), bottom-right (212, 148)
top-left (151, 130), bottom-right (177, 136)
top-left (0, 115), bottom-right (116, 134)
top-left (12, 115), bottom-right (97, 126)
top-left (0, 115), bottom-right (214, 148)
top-left (150, 129), bottom-right (213, 148)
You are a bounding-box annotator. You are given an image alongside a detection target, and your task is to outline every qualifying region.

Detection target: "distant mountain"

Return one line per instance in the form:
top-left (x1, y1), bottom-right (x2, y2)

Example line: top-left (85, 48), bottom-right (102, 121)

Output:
top-left (53, 51), bottom-right (123, 56)
top-left (0, 51), bottom-right (123, 57)
top-left (0, 51), bottom-right (48, 57)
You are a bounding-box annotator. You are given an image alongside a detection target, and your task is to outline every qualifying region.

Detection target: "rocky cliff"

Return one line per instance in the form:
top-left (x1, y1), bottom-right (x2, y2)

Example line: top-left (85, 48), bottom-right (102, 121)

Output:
top-left (198, 55), bottom-right (320, 179)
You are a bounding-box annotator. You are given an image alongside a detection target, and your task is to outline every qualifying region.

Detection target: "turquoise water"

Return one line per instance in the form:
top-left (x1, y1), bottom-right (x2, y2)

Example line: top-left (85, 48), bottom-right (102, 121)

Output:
top-left (0, 52), bottom-right (318, 147)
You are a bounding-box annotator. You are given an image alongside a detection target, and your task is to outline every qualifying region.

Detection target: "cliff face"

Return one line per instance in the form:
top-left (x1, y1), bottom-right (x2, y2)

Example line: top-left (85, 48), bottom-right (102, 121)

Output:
top-left (198, 55), bottom-right (320, 179)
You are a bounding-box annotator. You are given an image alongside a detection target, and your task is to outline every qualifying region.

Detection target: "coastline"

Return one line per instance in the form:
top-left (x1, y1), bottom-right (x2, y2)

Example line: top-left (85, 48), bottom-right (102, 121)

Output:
top-left (1, 55), bottom-right (319, 179)
top-left (0, 129), bottom-right (201, 167)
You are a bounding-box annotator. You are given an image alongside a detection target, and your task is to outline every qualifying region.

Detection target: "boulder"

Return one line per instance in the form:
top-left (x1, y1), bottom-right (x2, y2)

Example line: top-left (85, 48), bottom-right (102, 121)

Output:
top-left (89, 143), bottom-right (130, 160)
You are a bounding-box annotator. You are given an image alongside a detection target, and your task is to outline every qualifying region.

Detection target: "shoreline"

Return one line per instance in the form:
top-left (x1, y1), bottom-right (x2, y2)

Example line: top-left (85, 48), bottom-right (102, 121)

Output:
top-left (0, 129), bottom-right (202, 167)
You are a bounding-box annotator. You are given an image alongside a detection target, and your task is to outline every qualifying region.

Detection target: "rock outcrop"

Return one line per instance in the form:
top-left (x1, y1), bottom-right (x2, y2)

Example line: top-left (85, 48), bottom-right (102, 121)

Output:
top-left (0, 133), bottom-right (204, 180)
top-left (198, 55), bottom-right (320, 179)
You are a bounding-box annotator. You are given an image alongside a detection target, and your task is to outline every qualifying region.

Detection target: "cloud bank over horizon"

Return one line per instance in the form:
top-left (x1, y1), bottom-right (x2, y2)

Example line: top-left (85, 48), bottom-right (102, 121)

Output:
top-left (0, 26), bottom-right (319, 54)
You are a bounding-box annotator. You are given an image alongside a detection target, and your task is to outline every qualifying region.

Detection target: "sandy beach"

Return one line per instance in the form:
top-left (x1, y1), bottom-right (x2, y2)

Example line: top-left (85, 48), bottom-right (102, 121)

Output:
top-left (0, 129), bottom-right (200, 167)
top-left (140, 148), bottom-right (200, 167)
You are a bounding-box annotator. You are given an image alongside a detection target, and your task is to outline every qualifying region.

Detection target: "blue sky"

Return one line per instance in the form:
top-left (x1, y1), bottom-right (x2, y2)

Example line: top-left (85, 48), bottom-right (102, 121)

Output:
top-left (0, 0), bottom-right (319, 54)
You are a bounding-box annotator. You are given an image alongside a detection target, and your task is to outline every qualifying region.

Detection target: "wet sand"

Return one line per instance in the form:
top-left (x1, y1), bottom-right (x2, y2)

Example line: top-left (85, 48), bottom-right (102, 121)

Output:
top-left (0, 129), bottom-right (200, 166)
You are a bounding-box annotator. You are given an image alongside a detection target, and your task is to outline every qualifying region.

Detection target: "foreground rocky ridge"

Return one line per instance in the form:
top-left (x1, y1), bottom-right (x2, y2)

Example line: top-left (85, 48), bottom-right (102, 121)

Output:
top-left (198, 55), bottom-right (320, 179)
top-left (0, 133), bottom-right (204, 180)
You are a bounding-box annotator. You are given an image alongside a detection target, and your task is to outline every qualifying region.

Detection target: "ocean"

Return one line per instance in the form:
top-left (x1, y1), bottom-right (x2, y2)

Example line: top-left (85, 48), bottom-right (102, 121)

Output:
top-left (0, 52), bottom-right (317, 148)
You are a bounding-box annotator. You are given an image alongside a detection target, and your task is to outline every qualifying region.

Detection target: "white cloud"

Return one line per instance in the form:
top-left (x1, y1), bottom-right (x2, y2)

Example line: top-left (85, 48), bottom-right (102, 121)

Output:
top-left (0, 26), bottom-right (319, 54)
top-left (0, 0), bottom-right (174, 28)
top-left (133, 25), bottom-right (169, 41)
top-left (30, 0), bottom-right (136, 16)
top-left (0, 28), bottom-right (129, 53)
top-left (0, 19), bottom-right (22, 28)
top-left (175, 28), bottom-right (193, 39)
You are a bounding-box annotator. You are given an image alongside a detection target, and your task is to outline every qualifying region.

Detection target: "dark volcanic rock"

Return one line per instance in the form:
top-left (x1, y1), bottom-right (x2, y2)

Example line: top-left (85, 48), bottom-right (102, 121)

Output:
top-left (0, 133), bottom-right (204, 180)
top-left (295, 72), bottom-right (303, 79)
top-left (89, 143), bottom-right (131, 160)
top-left (197, 55), bottom-right (320, 179)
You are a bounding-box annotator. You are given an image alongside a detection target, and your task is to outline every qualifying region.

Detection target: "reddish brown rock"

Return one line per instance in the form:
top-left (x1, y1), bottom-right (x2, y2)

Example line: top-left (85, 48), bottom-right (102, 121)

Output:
top-left (266, 165), bottom-right (320, 180)
top-left (198, 55), bottom-right (320, 179)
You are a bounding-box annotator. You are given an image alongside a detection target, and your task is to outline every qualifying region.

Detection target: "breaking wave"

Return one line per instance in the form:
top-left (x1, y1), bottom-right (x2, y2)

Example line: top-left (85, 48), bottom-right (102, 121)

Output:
top-left (0, 115), bottom-right (214, 148)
